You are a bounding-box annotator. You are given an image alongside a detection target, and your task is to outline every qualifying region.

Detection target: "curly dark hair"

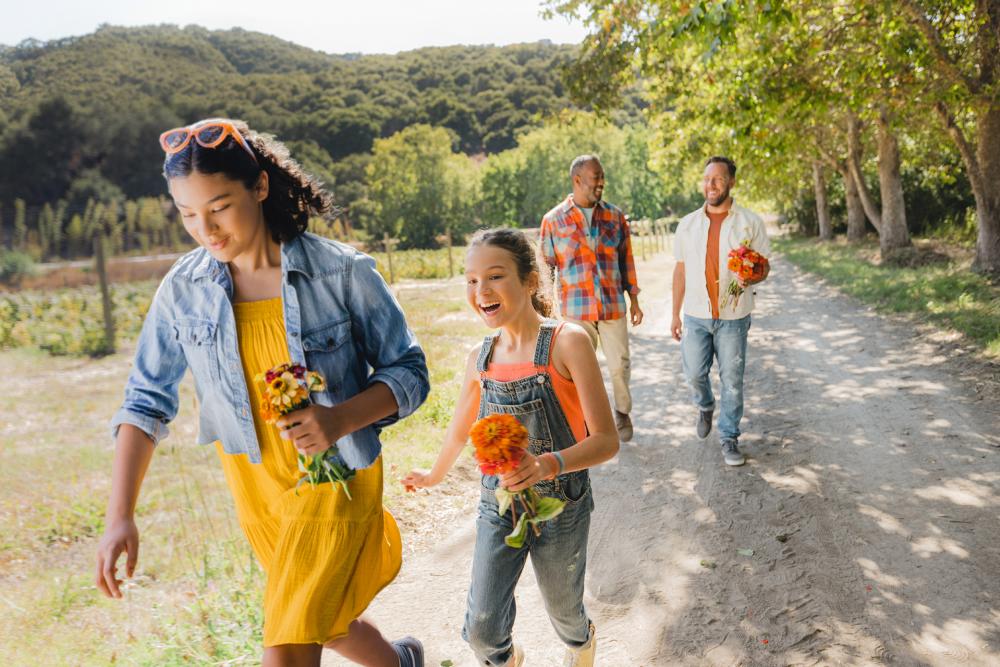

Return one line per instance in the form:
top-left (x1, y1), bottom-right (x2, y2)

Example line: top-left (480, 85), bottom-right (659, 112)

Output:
top-left (467, 227), bottom-right (554, 317)
top-left (162, 119), bottom-right (334, 243)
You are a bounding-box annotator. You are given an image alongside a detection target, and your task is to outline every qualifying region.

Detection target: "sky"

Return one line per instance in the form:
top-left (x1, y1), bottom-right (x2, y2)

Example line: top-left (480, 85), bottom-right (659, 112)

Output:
top-left (0, 0), bottom-right (590, 54)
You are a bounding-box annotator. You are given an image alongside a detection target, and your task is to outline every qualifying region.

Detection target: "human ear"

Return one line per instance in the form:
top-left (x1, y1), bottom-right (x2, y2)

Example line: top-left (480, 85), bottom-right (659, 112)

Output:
top-left (254, 171), bottom-right (269, 202)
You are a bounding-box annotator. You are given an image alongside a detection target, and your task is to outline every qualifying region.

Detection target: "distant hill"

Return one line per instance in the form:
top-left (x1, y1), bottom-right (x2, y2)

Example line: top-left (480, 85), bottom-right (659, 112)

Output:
top-left (0, 24), bottom-right (641, 209)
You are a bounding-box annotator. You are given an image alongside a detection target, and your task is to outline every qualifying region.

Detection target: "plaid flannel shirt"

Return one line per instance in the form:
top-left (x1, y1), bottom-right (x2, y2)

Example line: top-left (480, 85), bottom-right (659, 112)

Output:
top-left (540, 195), bottom-right (640, 322)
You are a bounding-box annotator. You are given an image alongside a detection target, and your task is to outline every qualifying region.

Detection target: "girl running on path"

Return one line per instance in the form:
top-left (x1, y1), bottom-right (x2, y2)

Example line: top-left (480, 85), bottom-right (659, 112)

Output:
top-left (95, 118), bottom-right (429, 667)
top-left (402, 228), bottom-right (619, 667)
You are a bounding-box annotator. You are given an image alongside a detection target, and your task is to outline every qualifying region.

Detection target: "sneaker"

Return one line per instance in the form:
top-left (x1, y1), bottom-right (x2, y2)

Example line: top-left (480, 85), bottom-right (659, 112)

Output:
top-left (504, 644), bottom-right (525, 667)
top-left (696, 409), bottom-right (714, 440)
top-left (391, 636), bottom-right (424, 667)
top-left (615, 411), bottom-right (633, 442)
top-left (564, 623), bottom-right (597, 667)
top-left (721, 439), bottom-right (745, 466)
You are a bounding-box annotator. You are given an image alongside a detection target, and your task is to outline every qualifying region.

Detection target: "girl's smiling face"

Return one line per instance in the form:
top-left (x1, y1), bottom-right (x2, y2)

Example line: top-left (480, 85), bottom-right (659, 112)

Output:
top-left (168, 170), bottom-right (269, 263)
top-left (465, 243), bottom-right (538, 327)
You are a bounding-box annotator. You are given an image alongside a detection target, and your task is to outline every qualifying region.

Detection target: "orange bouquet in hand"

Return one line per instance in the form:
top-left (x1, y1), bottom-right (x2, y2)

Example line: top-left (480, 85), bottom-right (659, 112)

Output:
top-left (255, 362), bottom-right (355, 498)
top-left (720, 240), bottom-right (768, 310)
top-left (470, 414), bottom-right (565, 548)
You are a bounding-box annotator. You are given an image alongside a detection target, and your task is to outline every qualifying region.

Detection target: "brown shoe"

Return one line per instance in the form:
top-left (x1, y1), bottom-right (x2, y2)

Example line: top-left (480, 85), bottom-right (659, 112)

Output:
top-left (615, 411), bottom-right (633, 442)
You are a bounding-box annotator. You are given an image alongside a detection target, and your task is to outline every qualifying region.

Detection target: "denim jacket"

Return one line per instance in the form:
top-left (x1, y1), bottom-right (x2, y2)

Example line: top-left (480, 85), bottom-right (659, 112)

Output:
top-left (110, 232), bottom-right (430, 468)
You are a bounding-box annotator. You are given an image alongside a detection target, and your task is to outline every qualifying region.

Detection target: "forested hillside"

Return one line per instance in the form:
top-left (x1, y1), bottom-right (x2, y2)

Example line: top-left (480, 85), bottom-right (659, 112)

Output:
top-left (0, 24), bottom-right (644, 229)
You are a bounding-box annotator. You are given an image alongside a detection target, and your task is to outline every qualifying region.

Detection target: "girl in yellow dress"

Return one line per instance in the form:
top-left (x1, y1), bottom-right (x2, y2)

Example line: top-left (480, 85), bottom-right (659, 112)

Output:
top-left (95, 118), bottom-right (429, 667)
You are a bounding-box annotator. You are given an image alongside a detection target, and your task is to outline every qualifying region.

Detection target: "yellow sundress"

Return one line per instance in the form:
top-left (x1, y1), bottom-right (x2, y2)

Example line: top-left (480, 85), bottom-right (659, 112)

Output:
top-left (216, 297), bottom-right (402, 646)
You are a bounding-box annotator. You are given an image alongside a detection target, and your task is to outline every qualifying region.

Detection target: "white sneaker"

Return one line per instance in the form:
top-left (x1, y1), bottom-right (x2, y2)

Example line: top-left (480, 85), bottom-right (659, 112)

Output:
top-left (563, 623), bottom-right (596, 667)
top-left (504, 644), bottom-right (525, 667)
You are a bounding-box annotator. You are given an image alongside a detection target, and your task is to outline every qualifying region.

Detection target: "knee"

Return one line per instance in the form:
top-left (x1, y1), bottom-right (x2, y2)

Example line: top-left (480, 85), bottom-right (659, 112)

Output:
top-left (463, 609), bottom-right (502, 653)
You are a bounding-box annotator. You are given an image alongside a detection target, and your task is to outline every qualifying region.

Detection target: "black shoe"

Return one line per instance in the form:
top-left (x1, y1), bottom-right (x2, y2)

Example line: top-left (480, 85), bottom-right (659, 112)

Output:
top-left (696, 409), bottom-right (713, 440)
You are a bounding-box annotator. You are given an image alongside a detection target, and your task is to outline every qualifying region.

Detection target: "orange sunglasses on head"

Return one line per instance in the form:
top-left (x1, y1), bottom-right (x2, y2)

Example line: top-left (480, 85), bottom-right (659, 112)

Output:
top-left (159, 119), bottom-right (258, 164)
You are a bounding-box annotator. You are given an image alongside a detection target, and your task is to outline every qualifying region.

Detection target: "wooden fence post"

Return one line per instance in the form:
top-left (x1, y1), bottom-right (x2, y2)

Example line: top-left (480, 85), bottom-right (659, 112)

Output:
top-left (94, 231), bottom-right (116, 354)
top-left (383, 232), bottom-right (396, 284)
top-left (445, 228), bottom-right (454, 278)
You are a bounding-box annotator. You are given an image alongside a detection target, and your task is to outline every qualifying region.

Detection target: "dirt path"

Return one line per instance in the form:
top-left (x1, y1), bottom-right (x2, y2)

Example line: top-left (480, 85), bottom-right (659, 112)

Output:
top-left (327, 252), bottom-right (1000, 666)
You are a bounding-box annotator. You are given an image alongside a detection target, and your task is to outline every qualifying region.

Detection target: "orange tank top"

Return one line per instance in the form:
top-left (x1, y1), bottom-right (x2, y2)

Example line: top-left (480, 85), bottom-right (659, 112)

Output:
top-left (482, 323), bottom-right (587, 444)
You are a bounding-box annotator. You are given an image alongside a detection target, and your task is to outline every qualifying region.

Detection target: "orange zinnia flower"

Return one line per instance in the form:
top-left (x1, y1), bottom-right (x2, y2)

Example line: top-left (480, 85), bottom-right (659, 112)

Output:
top-left (469, 413), bottom-right (529, 476)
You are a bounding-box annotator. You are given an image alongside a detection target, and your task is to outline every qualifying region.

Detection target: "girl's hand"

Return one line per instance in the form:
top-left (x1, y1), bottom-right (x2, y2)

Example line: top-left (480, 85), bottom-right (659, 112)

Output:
top-left (276, 405), bottom-right (346, 456)
top-left (95, 518), bottom-right (139, 599)
top-left (499, 452), bottom-right (557, 493)
top-left (401, 469), bottom-right (438, 492)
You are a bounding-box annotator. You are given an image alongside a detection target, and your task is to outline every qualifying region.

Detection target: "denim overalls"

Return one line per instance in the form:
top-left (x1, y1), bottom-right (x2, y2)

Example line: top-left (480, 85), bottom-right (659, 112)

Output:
top-left (462, 320), bottom-right (595, 666)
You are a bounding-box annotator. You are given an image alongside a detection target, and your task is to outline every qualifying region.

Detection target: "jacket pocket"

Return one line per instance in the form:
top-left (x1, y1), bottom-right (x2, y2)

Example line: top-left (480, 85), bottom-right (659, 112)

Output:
top-left (302, 318), bottom-right (353, 399)
top-left (174, 319), bottom-right (220, 384)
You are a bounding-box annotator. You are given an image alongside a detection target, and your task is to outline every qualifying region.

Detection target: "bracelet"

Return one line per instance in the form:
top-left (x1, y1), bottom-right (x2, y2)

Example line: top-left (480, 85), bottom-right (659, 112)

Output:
top-left (551, 451), bottom-right (565, 476)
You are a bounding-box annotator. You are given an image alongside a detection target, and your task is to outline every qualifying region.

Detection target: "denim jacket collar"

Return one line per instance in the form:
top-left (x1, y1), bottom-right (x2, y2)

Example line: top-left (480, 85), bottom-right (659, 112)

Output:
top-left (186, 234), bottom-right (316, 284)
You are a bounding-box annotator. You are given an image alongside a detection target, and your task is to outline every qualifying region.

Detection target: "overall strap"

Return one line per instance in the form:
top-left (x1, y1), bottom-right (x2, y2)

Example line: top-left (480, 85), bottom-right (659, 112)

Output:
top-left (532, 319), bottom-right (560, 369)
top-left (476, 332), bottom-right (499, 373)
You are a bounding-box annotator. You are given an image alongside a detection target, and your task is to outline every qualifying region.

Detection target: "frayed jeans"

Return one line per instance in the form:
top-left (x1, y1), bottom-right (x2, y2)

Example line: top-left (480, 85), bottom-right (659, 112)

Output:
top-left (680, 314), bottom-right (751, 442)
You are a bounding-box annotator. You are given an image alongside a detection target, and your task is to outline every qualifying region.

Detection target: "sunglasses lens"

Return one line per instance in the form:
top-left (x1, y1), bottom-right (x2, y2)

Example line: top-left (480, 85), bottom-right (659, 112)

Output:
top-left (195, 124), bottom-right (226, 145)
top-left (162, 130), bottom-right (189, 150)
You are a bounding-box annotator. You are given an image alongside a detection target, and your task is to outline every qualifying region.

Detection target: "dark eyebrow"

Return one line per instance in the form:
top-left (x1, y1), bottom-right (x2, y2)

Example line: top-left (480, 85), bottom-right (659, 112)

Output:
top-left (175, 193), bottom-right (231, 209)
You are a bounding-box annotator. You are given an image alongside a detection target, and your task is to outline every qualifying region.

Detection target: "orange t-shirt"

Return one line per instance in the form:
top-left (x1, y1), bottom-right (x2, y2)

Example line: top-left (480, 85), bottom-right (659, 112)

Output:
top-left (481, 325), bottom-right (587, 444)
top-left (705, 210), bottom-right (728, 319)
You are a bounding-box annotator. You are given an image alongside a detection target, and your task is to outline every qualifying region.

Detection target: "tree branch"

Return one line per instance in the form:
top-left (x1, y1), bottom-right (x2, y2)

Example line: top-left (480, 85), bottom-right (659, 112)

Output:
top-left (898, 0), bottom-right (984, 98)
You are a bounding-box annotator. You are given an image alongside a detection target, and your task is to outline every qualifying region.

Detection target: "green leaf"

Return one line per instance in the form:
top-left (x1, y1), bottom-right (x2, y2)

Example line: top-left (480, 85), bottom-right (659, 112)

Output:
top-left (737, 548), bottom-right (754, 557)
top-left (529, 496), bottom-right (566, 523)
top-left (504, 514), bottom-right (528, 549)
top-left (495, 488), bottom-right (513, 516)
top-left (700, 559), bottom-right (717, 569)
top-left (441, 661), bottom-right (454, 667)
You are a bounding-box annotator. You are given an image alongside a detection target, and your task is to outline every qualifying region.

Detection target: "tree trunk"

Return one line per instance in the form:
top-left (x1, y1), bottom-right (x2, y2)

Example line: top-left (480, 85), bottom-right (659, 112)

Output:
top-left (972, 106), bottom-right (1000, 274)
top-left (875, 106), bottom-right (911, 257)
top-left (812, 162), bottom-right (833, 240)
top-left (839, 167), bottom-right (866, 241)
top-left (846, 114), bottom-right (882, 234)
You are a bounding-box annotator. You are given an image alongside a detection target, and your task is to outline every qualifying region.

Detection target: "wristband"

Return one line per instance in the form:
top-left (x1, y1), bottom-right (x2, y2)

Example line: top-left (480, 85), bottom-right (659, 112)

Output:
top-left (551, 451), bottom-right (565, 476)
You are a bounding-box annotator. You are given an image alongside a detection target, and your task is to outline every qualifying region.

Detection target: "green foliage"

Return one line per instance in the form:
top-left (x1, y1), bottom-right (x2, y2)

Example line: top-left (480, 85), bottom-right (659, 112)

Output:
top-left (0, 281), bottom-right (152, 356)
top-left (0, 248), bottom-right (35, 284)
top-left (478, 112), bottom-right (684, 227)
top-left (362, 124), bottom-right (480, 248)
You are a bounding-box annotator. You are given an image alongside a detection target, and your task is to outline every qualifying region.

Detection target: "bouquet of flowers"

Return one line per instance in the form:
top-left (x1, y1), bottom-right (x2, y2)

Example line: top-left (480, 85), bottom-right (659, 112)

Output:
top-left (255, 362), bottom-right (355, 499)
top-left (469, 413), bottom-right (565, 548)
top-left (720, 240), bottom-right (768, 310)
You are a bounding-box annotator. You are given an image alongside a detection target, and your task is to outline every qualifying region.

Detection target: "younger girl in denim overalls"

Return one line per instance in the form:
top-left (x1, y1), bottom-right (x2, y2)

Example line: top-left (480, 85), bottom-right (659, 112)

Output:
top-left (403, 228), bottom-right (619, 667)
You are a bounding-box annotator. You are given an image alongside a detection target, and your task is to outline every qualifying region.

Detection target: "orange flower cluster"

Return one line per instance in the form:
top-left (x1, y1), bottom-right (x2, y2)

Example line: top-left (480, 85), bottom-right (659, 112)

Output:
top-left (721, 240), bottom-right (768, 310)
top-left (469, 413), bottom-right (529, 476)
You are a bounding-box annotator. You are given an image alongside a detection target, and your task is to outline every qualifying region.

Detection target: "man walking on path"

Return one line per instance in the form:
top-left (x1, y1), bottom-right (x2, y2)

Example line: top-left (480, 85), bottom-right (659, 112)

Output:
top-left (541, 154), bottom-right (643, 442)
top-left (671, 156), bottom-right (770, 466)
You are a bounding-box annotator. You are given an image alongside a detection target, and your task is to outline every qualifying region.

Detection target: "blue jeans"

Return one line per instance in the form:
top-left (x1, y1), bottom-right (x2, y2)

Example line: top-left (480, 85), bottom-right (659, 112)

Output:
top-left (462, 487), bottom-right (593, 666)
top-left (680, 314), bottom-right (751, 442)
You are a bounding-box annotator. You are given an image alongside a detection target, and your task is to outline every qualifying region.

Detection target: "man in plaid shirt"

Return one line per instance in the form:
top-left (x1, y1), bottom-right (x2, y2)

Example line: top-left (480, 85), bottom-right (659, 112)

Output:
top-left (540, 154), bottom-right (643, 441)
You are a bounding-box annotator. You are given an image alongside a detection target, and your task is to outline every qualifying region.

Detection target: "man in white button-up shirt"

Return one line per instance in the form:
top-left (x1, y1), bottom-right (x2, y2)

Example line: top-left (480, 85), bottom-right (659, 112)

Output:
top-left (670, 156), bottom-right (770, 466)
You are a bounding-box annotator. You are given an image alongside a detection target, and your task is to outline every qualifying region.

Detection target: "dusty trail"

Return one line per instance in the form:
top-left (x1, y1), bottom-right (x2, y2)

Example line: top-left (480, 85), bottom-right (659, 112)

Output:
top-left (327, 252), bottom-right (1000, 666)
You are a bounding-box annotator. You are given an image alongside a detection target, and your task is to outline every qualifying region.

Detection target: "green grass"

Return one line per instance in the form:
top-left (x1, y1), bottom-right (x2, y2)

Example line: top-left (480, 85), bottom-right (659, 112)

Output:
top-left (774, 237), bottom-right (1000, 357)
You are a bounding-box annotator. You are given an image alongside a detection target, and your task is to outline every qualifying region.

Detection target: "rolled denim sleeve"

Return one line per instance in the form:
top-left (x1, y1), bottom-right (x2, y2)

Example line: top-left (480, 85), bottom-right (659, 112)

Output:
top-left (348, 253), bottom-right (429, 427)
top-left (109, 280), bottom-right (187, 445)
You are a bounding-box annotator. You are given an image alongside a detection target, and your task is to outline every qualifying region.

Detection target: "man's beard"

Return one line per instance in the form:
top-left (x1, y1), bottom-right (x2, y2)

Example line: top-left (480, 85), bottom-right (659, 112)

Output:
top-left (707, 188), bottom-right (730, 207)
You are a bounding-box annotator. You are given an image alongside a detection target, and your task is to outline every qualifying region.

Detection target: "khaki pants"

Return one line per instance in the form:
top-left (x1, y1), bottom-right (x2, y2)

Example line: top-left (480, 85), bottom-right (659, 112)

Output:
top-left (566, 316), bottom-right (631, 415)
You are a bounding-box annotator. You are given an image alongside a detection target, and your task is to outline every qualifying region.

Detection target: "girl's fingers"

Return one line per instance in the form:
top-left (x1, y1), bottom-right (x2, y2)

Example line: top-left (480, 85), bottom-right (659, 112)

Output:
top-left (125, 536), bottom-right (139, 578)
